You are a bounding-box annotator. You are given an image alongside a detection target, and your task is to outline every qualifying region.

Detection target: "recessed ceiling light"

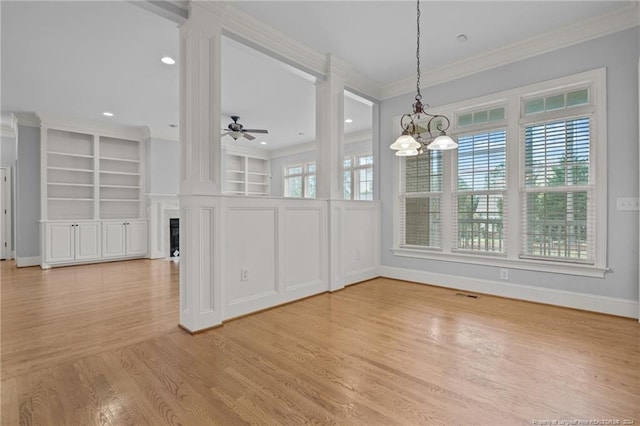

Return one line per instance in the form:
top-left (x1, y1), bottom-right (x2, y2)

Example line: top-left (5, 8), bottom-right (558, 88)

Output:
top-left (456, 34), bottom-right (468, 43)
top-left (161, 56), bottom-right (176, 65)
top-left (345, 118), bottom-right (353, 123)
top-left (169, 124), bottom-right (178, 128)
top-left (298, 132), bottom-right (304, 136)
top-left (260, 141), bottom-right (267, 145)
top-left (103, 112), bottom-right (114, 117)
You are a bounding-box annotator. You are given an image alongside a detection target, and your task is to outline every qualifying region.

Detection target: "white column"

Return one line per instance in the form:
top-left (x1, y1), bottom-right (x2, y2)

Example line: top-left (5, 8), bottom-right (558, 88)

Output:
top-left (315, 54), bottom-right (345, 201)
top-left (178, 3), bottom-right (224, 332)
top-left (315, 55), bottom-right (348, 292)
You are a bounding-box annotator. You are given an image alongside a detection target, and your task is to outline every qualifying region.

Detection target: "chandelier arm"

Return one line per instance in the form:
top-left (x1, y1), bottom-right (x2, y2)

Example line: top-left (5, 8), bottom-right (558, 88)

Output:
top-left (426, 114), bottom-right (452, 134)
top-left (400, 114), bottom-right (416, 133)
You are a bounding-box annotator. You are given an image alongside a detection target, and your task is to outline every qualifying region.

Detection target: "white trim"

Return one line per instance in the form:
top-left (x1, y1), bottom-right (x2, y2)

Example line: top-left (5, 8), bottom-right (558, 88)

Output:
top-left (16, 256), bottom-right (40, 267)
top-left (380, 3), bottom-right (638, 100)
top-left (392, 68), bottom-right (607, 274)
top-left (198, 2), bottom-right (382, 100)
top-left (37, 113), bottom-right (149, 142)
top-left (380, 266), bottom-right (638, 319)
top-left (391, 247), bottom-right (607, 278)
top-left (0, 167), bottom-right (13, 260)
top-left (0, 113), bottom-right (18, 138)
top-left (13, 112), bottom-right (40, 128)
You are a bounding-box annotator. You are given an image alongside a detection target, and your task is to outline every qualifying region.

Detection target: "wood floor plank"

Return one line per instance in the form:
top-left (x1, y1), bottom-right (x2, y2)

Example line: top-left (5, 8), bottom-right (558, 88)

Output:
top-left (2, 259), bottom-right (639, 425)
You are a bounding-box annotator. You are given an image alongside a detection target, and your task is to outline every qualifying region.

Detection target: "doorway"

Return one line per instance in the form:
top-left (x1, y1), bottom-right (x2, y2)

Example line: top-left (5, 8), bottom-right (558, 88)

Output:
top-left (0, 167), bottom-right (12, 260)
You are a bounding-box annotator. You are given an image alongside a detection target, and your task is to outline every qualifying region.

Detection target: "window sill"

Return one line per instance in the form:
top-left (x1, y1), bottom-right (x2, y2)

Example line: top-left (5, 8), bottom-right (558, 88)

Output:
top-left (390, 247), bottom-right (608, 278)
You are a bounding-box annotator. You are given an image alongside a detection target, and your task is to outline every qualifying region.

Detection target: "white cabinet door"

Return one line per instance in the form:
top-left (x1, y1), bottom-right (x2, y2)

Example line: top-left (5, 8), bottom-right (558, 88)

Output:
top-left (46, 222), bottom-right (75, 263)
top-left (126, 220), bottom-right (148, 257)
top-left (102, 221), bottom-right (126, 258)
top-left (75, 221), bottom-right (101, 260)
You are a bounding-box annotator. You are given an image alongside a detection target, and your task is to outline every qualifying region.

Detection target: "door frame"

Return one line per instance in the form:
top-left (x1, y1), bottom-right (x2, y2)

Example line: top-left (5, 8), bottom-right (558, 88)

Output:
top-left (0, 166), bottom-right (12, 260)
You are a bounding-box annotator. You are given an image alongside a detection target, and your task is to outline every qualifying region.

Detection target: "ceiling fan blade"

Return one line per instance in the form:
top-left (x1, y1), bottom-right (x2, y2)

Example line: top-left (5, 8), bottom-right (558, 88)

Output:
top-left (242, 129), bottom-right (269, 134)
top-left (221, 132), bottom-right (230, 137)
top-left (242, 133), bottom-right (256, 141)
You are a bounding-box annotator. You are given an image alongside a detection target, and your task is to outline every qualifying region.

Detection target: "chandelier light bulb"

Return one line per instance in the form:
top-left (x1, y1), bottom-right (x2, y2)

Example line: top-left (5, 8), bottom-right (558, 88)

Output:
top-left (427, 133), bottom-right (458, 150)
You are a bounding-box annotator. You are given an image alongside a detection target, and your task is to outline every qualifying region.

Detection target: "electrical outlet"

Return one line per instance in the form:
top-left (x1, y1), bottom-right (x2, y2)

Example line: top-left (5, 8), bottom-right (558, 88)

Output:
top-left (356, 250), bottom-right (361, 261)
top-left (240, 268), bottom-right (248, 282)
top-left (616, 197), bottom-right (640, 211)
top-left (500, 268), bottom-right (509, 280)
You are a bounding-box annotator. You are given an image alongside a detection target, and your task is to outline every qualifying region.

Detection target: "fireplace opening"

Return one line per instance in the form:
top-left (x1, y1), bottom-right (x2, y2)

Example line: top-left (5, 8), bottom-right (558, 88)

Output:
top-left (170, 218), bottom-right (179, 258)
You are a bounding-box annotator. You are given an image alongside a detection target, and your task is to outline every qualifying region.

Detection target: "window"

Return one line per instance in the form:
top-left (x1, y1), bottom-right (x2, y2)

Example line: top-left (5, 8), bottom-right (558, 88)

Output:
top-left (393, 69), bottom-right (606, 276)
top-left (455, 129), bottom-right (507, 253)
top-left (399, 150), bottom-right (442, 248)
top-left (284, 162), bottom-right (315, 198)
top-left (343, 154), bottom-right (373, 200)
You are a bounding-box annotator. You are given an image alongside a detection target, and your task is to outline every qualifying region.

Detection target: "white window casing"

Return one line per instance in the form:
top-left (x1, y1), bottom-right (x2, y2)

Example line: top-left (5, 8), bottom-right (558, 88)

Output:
top-left (392, 68), bottom-right (607, 277)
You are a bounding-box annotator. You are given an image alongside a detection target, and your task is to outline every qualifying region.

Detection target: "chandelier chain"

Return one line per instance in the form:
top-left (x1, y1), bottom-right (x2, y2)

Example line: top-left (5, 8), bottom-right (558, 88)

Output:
top-left (415, 0), bottom-right (421, 101)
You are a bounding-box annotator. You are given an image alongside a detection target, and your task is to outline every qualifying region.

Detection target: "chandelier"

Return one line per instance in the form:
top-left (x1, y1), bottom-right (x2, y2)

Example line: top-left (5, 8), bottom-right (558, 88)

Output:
top-left (390, 0), bottom-right (457, 156)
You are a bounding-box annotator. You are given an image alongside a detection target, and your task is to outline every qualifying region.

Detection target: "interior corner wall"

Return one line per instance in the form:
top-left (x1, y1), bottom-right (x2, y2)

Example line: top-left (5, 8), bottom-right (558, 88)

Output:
top-left (16, 125), bottom-right (40, 258)
top-left (148, 137), bottom-right (179, 195)
top-left (379, 27), bottom-right (640, 302)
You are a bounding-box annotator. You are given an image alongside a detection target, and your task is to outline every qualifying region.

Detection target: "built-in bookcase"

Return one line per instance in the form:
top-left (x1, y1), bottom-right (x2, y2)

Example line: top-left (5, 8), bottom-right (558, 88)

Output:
top-left (46, 129), bottom-right (95, 220)
top-left (99, 136), bottom-right (141, 219)
top-left (40, 119), bottom-right (148, 268)
top-left (225, 153), bottom-right (270, 196)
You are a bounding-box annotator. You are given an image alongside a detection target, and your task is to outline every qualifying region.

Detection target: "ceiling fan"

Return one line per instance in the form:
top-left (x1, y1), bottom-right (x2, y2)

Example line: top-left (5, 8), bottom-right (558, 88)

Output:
top-left (221, 115), bottom-right (268, 141)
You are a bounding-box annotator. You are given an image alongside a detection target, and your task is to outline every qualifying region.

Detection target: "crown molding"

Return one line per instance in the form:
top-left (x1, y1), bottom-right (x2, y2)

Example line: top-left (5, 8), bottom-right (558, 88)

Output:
top-left (0, 112), bottom-right (18, 138)
top-left (13, 112), bottom-right (40, 128)
top-left (198, 2), bottom-right (382, 100)
top-left (380, 3), bottom-right (640, 100)
top-left (223, 141), bottom-right (271, 159)
top-left (269, 130), bottom-right (372, 160)
top-left (37, 113), bottom-right (150, 141)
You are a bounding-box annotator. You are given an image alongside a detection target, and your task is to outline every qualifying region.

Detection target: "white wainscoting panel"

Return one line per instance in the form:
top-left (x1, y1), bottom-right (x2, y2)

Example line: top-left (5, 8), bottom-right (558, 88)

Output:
top-left (226, 207), bottom-right (277, 306)
top-left (222, 197), bottom-right (329, 320)
top-left (282, 206), bottom-right (324, 291)
top-left (179, 195), bottom-right (223, 332)
top-left (330, 200), bottom-right (381, 291)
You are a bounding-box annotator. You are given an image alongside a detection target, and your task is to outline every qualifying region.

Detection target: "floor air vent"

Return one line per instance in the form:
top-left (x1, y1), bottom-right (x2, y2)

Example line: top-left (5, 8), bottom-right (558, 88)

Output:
top-left (455, 292), bottom-right (480, 299)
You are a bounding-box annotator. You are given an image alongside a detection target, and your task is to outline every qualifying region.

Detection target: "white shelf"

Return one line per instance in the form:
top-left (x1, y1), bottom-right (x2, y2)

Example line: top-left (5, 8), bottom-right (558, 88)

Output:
top-left (100, 156), bottom-right (140, 163)
top-left (49, 151), bottom-right (94, 159)
top-left (100, 184), bottom-right (140, 189)
top-left (99, 170), bottom-right (140, 176)
top-left (48, 197), bottom-right (93, 201)
top-left (100, 199), bottom-right (139, 202)
top-left (48, 166), bottom-right (93, 173)
top-left (225, 153), bottom-right (269, 196)
top-left (48, 182), bottom-right (94, 187)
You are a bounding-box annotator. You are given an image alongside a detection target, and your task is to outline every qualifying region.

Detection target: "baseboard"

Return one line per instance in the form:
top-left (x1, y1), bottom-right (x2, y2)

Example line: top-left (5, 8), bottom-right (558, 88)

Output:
top-left (379, 266), bottom-right (639, 319)
top-left (16, 256), bottom-right (41, 267)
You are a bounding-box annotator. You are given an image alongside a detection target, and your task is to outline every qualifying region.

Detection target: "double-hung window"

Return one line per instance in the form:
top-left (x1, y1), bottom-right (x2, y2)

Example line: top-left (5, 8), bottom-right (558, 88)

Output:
top-left (284, 162), bottom-right (316, 198)
top-left (344, 154), bottom-right (374, 200)
top-left (400, 149), bottom-right (442, 248)
top-left (393, 69), bottom-right (606, 276)
top-left (520, 88), bottom-right (593, 263)
top-left (454, 106), bottom-right (507, 254)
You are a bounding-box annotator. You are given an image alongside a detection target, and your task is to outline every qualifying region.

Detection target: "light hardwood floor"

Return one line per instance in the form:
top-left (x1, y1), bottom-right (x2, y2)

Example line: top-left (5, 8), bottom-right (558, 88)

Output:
top-left (1, 259), bottom-right (638, 425)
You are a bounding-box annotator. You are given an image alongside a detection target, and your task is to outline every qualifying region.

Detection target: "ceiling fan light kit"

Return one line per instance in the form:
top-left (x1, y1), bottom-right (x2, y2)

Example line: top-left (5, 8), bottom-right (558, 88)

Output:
top-left (390, 0), bottom-right (457, 156)
top-left (221, 115), bottom-right (269, 141)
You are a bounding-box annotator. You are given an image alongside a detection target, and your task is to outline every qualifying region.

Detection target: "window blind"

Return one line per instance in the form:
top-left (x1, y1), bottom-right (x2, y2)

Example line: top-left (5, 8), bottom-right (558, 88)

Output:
top-left (521, 117), bottom-right (593, 262)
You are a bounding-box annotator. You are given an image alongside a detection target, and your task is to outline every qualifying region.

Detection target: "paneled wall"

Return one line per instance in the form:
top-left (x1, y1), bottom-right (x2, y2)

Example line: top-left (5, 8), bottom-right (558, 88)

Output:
top-left (179, 195), bottom-right (380, 328)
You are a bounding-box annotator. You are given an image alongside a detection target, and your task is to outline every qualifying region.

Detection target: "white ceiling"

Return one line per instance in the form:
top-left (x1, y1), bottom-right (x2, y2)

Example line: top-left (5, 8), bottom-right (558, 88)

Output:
top-left (1, 1), bottom-right (634, 151)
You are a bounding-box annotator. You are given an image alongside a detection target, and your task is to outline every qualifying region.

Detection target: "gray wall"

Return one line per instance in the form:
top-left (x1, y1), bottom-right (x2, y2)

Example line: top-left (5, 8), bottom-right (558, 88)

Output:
top-left (379, 27), bottom-right (639, 301)
top-left (16, 125), bottom-right (40, 258)
top-left (148, 137), bottom-right (179, 194)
